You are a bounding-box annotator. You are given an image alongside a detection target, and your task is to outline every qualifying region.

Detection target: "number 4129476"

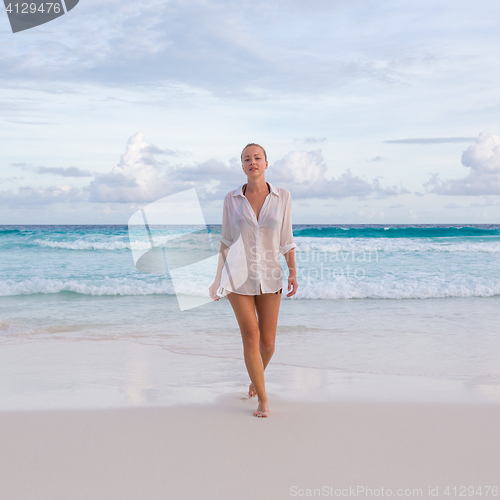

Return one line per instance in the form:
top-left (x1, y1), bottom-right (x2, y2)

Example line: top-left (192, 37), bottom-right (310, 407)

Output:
top-left (5, 3), bottom-right (62, 14)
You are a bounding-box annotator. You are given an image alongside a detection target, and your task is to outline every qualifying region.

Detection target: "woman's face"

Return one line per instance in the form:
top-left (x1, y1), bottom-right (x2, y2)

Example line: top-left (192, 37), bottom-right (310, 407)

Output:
top-left (241, 145), bottom-right (268, 178)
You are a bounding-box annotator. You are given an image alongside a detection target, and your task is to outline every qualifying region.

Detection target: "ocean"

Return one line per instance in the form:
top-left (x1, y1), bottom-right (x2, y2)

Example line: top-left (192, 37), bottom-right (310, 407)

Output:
top-left (1, 224), bottom-right (499, 409)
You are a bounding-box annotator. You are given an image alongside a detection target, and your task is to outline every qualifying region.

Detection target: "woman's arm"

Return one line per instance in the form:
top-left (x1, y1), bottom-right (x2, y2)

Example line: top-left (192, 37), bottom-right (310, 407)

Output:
top-left (209, 242), bottom-right (229, 301)
top-left (284, 247), bottom-right (298, 297)
top-left (210, 195), bottom-right (233, 301)
top-left (280, 192), bottom-right (298, 297)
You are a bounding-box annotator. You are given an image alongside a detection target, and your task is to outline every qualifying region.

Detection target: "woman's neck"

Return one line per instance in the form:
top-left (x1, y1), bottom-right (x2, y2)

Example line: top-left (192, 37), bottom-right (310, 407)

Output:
top-left (245, 179), bottom-right (268, 194)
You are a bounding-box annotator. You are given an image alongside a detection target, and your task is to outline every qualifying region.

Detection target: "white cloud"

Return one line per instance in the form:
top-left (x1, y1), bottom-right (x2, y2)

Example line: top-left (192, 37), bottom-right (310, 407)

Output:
top-left (4, 0), bottom-right (487, 100)
top-left (78, 137), bottom-right (413, 203)
top-left (424, 132), bottom-right (500, 195)
top-left (85, 132), bottom-right (244, 203)
top-left (302, 137), bottom-right (328, 144)
top-left (0, 184), bottom-right (84, 206)
top-left (86, 132), bottom-right (182, 203)
top-left (1, 134), bottom-right (410, 208)
top-left (86, 138), bottom-right (409, 203)
top-left (268, 150), bottom-right (408, 199)
top-left (385, 137), bottom-right (476, 144)
top-left (36, 166), bottom-right (94, 177)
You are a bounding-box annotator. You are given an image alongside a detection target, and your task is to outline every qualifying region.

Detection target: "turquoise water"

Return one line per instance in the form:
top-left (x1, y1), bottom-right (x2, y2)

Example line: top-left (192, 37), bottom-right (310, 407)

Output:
top-left (1, 224), bottom-right (500, 299)
top-left (294, 225), bottom-right (500, 238)
top-left (1, 224), bottom-right (499, 390)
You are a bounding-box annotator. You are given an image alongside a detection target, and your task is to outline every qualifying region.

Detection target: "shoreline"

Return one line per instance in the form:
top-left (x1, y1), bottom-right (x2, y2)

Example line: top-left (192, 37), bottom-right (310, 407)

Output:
top-left (1, 338), bottom-right (500, 412)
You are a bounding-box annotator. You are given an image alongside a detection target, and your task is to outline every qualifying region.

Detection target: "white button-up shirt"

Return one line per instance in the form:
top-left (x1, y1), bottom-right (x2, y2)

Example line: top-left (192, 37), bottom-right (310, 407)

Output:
top-left (217, 182), bottom-right (297, 297)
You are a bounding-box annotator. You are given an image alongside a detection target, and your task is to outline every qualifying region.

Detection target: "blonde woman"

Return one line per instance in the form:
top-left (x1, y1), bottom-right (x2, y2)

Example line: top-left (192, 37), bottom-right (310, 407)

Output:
top-left (209, 143), bottom-right (298, 417)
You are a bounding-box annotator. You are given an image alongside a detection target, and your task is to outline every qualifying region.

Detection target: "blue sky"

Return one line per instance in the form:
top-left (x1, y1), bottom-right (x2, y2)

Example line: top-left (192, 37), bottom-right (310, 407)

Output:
top-left (1, 0), bottom-right (500, 224)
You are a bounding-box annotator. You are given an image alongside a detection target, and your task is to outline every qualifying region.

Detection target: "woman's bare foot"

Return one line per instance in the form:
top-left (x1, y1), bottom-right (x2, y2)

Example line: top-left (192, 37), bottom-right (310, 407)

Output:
top-left (248, 382), bottom-right (257, 398)
top-left (253, 399), bottom-right (269, 418)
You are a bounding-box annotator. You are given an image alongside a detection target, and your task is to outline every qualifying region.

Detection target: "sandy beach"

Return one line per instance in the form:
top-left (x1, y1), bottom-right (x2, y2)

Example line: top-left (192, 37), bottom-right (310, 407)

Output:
top-left (1, 337), bottom-right (499, 499)
top-left (1, 396), bottom-right (499, 500)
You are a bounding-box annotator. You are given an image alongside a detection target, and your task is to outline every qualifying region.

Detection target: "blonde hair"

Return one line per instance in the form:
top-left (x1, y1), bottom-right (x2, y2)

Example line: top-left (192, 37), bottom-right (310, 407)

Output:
top-left (241, 143), bottom-right (267, 162)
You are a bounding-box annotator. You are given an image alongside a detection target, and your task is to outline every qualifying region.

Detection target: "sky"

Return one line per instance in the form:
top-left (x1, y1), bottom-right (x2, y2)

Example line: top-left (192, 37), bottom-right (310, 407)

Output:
top-left (1, 0), bottom-right (500, 224)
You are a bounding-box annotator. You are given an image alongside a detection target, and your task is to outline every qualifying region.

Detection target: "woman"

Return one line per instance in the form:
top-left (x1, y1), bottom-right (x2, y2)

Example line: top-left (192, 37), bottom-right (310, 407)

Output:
top-left (209, 143), bottom-right (298, 418)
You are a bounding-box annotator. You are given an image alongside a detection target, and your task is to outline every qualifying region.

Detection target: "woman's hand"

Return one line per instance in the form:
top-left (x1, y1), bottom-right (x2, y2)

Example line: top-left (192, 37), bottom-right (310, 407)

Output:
top-left (286, 275), bottom-right (298, 297)
top-left (209, 280), bottom-right (221, 301)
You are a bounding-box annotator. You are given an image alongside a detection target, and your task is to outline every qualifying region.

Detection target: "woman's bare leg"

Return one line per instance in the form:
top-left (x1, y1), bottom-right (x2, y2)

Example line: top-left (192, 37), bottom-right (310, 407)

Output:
top-left (227, 292), bottom-right (268, 415)
top-left (255, 288), bottom-right (282, 370)
top-left (248, 288), bottom-right (282, 397)
top-left (227, 288), bottom-right (282, 417)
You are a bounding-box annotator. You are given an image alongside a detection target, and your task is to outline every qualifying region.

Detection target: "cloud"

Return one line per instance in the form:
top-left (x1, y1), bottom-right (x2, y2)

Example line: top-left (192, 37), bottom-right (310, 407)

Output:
top-left (384, 137), bottom-right (476, 144)
top-left (303, 137), bottom-right (328, 144)
top-left (1, 132), bottom-right (239, 206)
top-left (424, 132), bottom-right (500, 195)
top-left (142, 145), bottom-right (184, 156)
top-left (0, 185), bottom-right (85, 206)
top-left (1, 133), bottom-right (410, 207)
top-left (267, 150), bottom-right (408, 199)
top-left (0, 0), bottom-right (424, 99)
top-left (370, 156), bottom-right (383, 162)
top-left (85, 132), bottom-right (241, 203)
top-left (85, 132), bottom-right (173, 203)
top-left (5, 120), bottom-right (53, 126)
top-left (86, 136), bottom-right (408, 204)
top-left (36, 166), bottom-right (94, 177)
top-left (0, 176), bottom-right (24, 183)
top-left (469, 199), bottom-right (500, 207)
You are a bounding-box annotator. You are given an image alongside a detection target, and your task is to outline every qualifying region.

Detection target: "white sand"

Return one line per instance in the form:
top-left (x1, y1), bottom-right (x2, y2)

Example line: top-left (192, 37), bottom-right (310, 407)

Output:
top-left (2, 339), bottom-right (497, 412)
top-left (1, 395), bottom-right (499, 500)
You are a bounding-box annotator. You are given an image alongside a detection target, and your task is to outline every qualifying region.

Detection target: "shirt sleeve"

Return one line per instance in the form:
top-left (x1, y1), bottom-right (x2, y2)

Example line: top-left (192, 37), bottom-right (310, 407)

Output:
top-left (220, 195), bottom-right (234, 248)
top-left (279, 191), bottom-right (297, 256)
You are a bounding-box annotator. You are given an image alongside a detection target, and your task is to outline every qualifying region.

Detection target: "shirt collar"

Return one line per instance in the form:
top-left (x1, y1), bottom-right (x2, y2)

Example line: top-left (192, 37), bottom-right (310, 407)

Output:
top-left (233, 182), bottom-right (279, 197)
